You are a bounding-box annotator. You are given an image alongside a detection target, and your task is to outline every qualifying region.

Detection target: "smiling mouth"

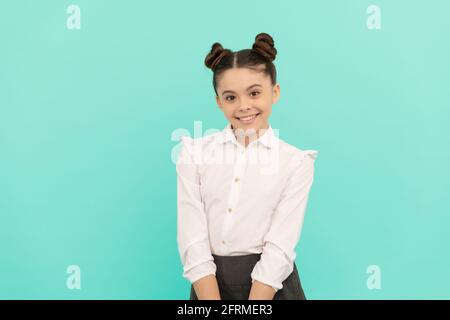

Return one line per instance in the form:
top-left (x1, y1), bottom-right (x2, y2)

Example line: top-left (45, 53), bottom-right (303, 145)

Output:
top-left (235, 113), bottom-right (261, 121)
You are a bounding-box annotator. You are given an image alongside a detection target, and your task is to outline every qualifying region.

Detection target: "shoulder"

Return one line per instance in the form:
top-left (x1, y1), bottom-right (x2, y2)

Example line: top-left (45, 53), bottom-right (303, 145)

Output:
top-left (178, 131), bottom-right (223, 162)
top-left (277, 137), bottom-right (318, 163)
top-left (180, 131), bottom-right (222, 151)
top-left (277, 138), bottom-right (318, 182)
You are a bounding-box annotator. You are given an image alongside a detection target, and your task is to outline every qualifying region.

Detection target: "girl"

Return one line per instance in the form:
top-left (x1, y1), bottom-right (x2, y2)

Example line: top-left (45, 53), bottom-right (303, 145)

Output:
top-left (176, 33), bottom-right (318, 300)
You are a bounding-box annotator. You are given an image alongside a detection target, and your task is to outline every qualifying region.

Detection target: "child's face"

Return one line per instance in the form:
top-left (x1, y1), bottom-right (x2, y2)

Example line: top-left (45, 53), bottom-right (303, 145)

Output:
top-left (215, 67), bottom-right (280, 134)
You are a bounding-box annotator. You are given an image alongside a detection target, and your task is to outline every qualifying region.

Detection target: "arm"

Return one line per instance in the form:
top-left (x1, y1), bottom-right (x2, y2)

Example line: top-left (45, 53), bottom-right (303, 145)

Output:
top-left (248, 280), bottom-right (276, 300)
top-left (177, 136), bottom-right (221, 300)
top-left (250, 150), bottom-right (318, 298)
top-left (193, 275), bottom-right (221, 300)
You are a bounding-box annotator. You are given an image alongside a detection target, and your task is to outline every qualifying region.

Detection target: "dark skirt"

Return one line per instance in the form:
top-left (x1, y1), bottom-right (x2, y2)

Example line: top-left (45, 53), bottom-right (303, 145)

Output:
top-left (190, 253), bottom-right (306, 300)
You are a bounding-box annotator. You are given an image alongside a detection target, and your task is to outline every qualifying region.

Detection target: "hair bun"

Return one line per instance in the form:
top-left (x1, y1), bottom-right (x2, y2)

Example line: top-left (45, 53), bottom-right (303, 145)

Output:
top-left (205, 42), bottom-right (231, 70)
top-left (252, 33), bottom-right (277, 62)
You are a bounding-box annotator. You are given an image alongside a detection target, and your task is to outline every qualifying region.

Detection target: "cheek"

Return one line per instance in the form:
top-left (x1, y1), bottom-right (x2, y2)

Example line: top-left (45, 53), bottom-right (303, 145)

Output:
top-left (260, 101), bottom-right (272, 115)
top-left (223, 108), bottom-right (236, 120)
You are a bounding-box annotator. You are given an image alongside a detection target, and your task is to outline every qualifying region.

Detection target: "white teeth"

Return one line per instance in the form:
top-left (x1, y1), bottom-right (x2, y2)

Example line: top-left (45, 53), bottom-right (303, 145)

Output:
top-left (239, 114), bottom-right (258, 121)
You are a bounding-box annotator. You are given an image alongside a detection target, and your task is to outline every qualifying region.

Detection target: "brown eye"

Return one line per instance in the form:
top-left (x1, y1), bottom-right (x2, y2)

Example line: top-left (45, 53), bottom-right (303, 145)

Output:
top-left (250, 91), bottom-right (260, 97)
top-left (225, 95), bottom-right (235, 102)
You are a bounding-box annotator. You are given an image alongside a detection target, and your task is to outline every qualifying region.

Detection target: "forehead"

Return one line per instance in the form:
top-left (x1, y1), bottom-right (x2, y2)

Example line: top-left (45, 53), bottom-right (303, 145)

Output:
top-left (217, 67), bottom-right (271, 92)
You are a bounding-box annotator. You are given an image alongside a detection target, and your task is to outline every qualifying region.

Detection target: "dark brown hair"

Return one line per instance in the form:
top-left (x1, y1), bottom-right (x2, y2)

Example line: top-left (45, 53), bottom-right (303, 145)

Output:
top-left (204, 33), bottom-right (278, 96)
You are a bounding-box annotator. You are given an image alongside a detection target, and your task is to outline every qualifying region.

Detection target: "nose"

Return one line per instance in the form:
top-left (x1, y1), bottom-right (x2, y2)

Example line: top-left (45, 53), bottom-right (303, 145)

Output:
top-left (239, 105), bottom-right (251, 112)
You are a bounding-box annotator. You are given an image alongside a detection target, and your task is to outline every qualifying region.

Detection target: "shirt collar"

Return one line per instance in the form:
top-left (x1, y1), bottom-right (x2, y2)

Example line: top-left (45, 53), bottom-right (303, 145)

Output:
top-left (220, 122), bottom-right (275, 149)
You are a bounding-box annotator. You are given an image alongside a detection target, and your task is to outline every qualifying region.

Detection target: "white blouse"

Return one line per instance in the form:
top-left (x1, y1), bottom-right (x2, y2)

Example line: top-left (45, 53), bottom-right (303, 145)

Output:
top-left (176, 122), bottom-right (318, 292)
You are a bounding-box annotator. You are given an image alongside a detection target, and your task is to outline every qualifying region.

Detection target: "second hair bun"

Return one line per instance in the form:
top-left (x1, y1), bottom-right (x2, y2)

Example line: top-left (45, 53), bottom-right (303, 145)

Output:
top-left (252, 33), bottom-right (277, 62)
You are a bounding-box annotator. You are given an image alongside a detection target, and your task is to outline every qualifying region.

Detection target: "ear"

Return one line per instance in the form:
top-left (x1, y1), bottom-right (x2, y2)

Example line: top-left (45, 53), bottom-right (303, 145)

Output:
top-left (272, 83), bottom-right (280, 104)
top-left (216, 95), bottom-right (223, 110)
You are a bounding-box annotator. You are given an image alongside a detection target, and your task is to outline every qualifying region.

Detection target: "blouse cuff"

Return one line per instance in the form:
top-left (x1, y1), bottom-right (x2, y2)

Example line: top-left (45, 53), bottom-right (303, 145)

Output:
top-left (184, 260), bottom-right (217, 284)
top-left (250, 241), bottom-right (294, 292)
top-left (181, 239), bottom-right (217, 284)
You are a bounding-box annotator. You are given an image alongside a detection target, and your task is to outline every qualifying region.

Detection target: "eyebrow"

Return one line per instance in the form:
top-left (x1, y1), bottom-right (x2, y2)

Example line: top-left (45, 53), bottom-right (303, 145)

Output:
top-left (221, 84), bottom-right (262, 96)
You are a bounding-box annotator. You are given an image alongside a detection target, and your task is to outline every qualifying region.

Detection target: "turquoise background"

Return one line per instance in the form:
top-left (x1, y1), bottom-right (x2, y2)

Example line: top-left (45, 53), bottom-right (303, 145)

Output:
top-left (1, 0), bottom-right (449, 299)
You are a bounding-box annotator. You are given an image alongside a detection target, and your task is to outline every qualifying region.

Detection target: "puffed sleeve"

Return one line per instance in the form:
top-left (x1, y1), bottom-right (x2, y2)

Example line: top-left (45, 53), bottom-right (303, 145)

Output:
top-left (176, 136), bottom-right (217, 284)
top-left (250, 150), bottom-right (318, 292)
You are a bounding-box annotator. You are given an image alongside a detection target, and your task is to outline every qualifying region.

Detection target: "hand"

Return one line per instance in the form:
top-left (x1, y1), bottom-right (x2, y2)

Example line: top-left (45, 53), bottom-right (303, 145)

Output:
top-left (192, 274), bottom-right (221, 300)
top-left (248, 280), bottom-right (276, 300)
